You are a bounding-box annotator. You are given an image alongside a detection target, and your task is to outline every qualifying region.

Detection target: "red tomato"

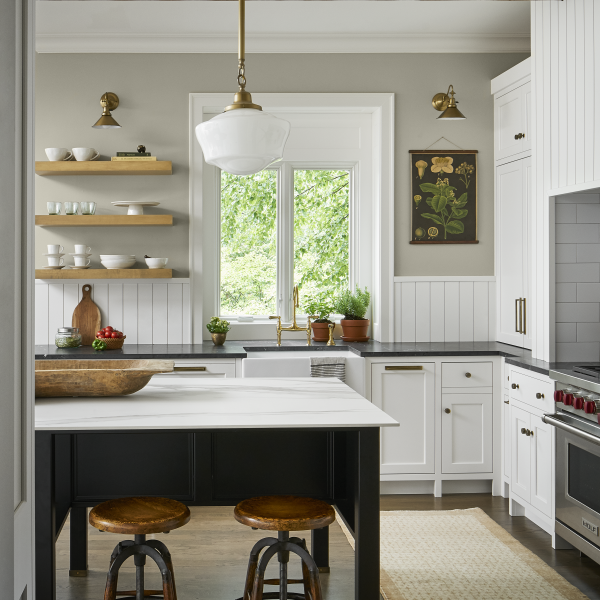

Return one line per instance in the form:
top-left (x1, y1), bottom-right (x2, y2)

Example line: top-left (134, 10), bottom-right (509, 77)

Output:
top-left (117, 332), bottom-right (124, 338)
top-left (96, 331), bottom-right (104, 338)
top-left (104, 326), bottom-right (114, 333)
top-left (111, 332), bottom-right (119, 338)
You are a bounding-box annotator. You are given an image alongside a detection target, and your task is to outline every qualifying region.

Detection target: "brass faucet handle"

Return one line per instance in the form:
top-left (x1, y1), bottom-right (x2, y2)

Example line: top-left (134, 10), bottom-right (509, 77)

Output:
top-left (269, 315), bottom-right (281, 321)
top-left (327, 323), bottom-right (336, 346)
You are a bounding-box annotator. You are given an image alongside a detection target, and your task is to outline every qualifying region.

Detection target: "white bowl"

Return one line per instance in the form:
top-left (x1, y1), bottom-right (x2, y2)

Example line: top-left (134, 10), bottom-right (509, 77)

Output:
top-left (100, 255), bottom-right (135, 260)
top-left (145, 257), bottom-right (168, 269)
top-left (101, 259), bottom-right (136, 270)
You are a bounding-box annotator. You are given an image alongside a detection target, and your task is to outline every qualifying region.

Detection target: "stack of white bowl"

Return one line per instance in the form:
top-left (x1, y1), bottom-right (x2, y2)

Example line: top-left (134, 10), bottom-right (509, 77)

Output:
top-left (100, 255), bottom-right (136, 269)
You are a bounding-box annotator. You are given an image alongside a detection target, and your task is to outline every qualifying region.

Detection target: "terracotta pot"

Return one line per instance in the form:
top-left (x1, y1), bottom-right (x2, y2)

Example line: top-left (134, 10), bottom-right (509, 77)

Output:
top-left (211, 332), bottom-right (226, 346)
top-left (340, 319), bottom-right (370, 342)
top-left (311, 322), bottom-right (331, 342)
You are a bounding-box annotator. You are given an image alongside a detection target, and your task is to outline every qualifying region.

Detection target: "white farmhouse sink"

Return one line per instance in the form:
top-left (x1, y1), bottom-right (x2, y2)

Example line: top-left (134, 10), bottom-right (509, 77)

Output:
top-left (242, 357), bottom-right (310, 378)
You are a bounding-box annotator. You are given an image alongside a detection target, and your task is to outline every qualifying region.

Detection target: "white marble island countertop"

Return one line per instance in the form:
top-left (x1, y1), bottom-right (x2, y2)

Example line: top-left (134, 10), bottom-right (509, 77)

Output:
top-left (35, 377), bottom-right (399, 431)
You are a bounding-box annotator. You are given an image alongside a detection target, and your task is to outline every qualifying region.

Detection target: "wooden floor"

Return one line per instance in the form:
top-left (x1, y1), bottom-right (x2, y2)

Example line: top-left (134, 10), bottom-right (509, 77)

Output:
top-left (55, 495), bottom-right (600, 600)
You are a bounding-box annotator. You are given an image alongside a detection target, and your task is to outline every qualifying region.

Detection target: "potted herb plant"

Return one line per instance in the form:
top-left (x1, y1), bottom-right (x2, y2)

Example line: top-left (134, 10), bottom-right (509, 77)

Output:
top-left (304, 297), bottom-right (334, 342)
top-left (333, 285), bottom-right (371, 341)
top-left (206, 316), bottom-right (231, 345)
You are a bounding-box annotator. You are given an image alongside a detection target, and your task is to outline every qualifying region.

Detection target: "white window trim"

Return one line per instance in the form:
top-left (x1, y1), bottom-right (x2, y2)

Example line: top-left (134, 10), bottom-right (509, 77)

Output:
top-left (189, 93), bottom-right (395, 342)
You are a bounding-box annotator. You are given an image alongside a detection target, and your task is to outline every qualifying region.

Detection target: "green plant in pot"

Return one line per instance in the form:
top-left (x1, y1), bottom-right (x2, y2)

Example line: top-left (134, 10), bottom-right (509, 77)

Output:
top-left (333, 285), bottom-right (371, 342)
top-left (206, 316), bottom-right (231, 345)
top-left (304, 296), bottom-right (334, 342)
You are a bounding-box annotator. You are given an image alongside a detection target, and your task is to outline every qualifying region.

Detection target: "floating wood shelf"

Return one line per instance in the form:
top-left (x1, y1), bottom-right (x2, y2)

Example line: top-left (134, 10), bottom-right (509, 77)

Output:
top-left (35, 161), bottom-right (172, 176)
top-left (35, 215), bottom-right (173, 227)
top-left (35, 269), bottom-right (173, 280)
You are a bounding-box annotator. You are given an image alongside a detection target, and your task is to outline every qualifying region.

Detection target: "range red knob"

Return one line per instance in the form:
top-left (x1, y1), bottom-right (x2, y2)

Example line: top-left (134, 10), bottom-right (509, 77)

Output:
top-left (574, 396), bottom-right (585, 410)
top-left (585, 400), bottom-right (597, 414)
top-left (564, 393), bottom-right (574, 406)
top-left (554, 390), bottom-right (564, 403)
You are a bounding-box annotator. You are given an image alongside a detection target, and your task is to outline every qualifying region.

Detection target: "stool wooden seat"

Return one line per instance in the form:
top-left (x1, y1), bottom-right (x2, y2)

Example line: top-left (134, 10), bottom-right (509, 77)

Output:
top-left (89, 497), bottom-right (190, 600)
top-left (235, 496), bottom-right (335, 600)
top-left (234, 495), bottom-right (335, 532)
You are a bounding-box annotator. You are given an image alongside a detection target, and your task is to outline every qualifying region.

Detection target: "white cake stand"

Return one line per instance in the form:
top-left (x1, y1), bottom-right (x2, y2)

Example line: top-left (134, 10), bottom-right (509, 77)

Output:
top-left (111, 201), bottom-right (160, 216)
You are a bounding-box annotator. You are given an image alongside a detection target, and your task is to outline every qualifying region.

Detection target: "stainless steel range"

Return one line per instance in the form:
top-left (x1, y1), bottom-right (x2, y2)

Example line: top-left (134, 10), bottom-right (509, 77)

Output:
top-left (548, 365), bottom-right (600, 564)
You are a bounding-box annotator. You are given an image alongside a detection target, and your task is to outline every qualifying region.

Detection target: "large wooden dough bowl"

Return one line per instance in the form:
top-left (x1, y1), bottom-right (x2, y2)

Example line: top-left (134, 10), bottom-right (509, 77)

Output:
top-left (35, 360), bottom-right (174, 398)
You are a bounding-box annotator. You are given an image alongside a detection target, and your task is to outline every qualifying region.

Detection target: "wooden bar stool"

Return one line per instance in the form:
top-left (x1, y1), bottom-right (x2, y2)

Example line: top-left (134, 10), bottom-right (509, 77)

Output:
top-left (89, 496), bottom-right (191, 600)
top-left (234, 495), bottom-right (335, 600)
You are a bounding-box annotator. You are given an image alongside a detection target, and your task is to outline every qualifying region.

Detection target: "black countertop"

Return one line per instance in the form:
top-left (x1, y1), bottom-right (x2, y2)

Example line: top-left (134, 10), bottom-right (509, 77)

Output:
top-left (35, 340), bottom-right (554, 375)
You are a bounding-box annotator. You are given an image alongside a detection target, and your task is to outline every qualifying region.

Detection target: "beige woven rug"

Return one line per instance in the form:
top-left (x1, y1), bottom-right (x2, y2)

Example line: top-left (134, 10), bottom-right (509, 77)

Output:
top-left (336, 508), bottom-right (589, 600)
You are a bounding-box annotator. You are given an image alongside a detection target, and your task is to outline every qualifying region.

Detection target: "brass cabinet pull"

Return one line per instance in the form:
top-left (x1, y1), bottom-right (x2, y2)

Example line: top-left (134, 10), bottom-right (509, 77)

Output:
top-left (504, 400), bottom-right (510, 404)
top-left (385, 365), bottom-right (423, 371)
top-left (521, 428), bottom-right (533, 437)
top-left (528, 429), bottom-right (534, 437)
top-left (444, 408), bottom-right (451, 414)
top-left (519, 298), bottom-right (523, 334)
top-left (515, 298), bottom-right (520, 333)
top-left (511, 383), bottom-right (519, 389)
top-left (465, 372), bottom-right (472, 378)
top-left (536, 393), bottom-right (544, 399)
top-left (522, 298), bottom-right (526, 335)
top-left (173, 366), bottom-right (207, 372)
top-left (521, 427), bottom-right (527, 435)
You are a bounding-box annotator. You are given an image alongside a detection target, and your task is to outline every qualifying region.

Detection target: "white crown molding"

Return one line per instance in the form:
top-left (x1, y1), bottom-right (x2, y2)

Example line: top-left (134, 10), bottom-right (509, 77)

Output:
top-left (36, 31), bottom-right (530, 54)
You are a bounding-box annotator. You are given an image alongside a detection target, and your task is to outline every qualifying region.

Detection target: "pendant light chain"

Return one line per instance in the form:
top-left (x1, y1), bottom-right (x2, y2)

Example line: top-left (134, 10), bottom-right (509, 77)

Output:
top-left (237, 59), bottom-right (247, 90)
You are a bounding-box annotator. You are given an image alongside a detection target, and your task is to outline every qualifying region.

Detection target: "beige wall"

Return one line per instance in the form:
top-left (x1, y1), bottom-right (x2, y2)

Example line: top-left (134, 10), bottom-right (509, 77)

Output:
top-left (35, 52), bottom-right (528, 276)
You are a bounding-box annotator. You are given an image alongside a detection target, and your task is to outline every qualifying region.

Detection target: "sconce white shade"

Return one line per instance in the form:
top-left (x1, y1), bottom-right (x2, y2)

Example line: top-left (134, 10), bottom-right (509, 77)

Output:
top-left (196, 108), bottom-right (291, 176)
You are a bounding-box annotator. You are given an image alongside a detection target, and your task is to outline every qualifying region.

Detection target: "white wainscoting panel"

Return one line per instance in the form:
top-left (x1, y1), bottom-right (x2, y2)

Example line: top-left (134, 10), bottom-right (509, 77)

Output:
top-left (35, 279), bottom-right (191, 345)
top-left (394, 277), bottom-right (497, 343)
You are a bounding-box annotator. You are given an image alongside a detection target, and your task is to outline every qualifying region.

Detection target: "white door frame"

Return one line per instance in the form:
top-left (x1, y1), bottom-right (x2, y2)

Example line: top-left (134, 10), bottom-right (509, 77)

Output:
top-left (189, 93), bottom-right (395, 343)
top-left (1, 0), bottom-right (36, 597)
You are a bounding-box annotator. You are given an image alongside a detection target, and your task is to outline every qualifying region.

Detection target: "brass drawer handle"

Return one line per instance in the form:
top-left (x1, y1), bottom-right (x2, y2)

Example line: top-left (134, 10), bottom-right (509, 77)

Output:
top-left (444, 408), bottom-right (451, 414)
top-left (385, 366), bottom-right (423, 371)
top-left (504, 400), bottom-right (510, 405)
top-left (465, 372), bottom-right (472, 378)
top-left (511, 383), bottom-right (519, 389)
top-left (528, 429), bottom-right (533, 437)
top-left (521, 427), bottom-right (527, 435)
top-left (173, 366), bottom-right (207, 372)
top-left (536, 393), bottom-right (544, 399)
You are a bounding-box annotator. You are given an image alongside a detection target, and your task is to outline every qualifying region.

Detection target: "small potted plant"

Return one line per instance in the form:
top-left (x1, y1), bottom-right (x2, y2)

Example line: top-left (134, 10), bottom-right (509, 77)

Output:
top-left (333, 285), bottom-right (371, 342)
top-left (304, 296), bottom-right (334, 342)
top-left (206, 316), bottom-right (231, 345)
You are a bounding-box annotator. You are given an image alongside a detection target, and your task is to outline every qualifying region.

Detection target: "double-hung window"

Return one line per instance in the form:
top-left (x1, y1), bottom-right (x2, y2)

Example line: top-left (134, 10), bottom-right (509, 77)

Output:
top-left (219, 166), bottom-right (351, 321)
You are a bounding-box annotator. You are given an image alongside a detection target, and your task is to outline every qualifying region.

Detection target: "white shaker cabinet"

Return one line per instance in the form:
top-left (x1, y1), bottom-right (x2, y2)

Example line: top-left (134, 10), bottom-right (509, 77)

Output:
top-left (496, 158), bottom-right (532, 349)
top-left (371, 363), bottom-right (435, 474)
top-left (495, 82), bottom-right (531, 163)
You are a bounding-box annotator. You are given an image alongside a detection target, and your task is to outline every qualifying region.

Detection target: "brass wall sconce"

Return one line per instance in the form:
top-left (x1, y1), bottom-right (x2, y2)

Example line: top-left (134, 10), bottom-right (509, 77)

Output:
top-left (92, 92), bottom-right (121, 129)
top-left (432, 85), bottom-right (466, 120)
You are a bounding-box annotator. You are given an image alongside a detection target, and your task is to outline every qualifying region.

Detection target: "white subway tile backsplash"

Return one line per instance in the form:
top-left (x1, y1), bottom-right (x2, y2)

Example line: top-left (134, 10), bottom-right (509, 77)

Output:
top-left (577, 323), bottom-right (600, 343)
top-left (556, 193), bottom-right (600, 204)
top-left (556, 244), bottom-right (577, 263)
top-left (556, 302), bottom-right (600, 323)
top-left (555, 204), bottom-right (577, 223)
top-left (578, 204), bottom-right (600, 223)
top-left (556, 224), bottom-right (600, 244)
top-left (577, 283), bottom-right (600, 303)
top-left (577, 244), bottom-right (600, 263)
top-left (556, 322), bottom-right (577, 343)
top-left (556, 283), bottom-right (577, 303)
top-left (556, 263), bottom-right (600, 283)
top-left (556, 342), bottom-right (600, 362)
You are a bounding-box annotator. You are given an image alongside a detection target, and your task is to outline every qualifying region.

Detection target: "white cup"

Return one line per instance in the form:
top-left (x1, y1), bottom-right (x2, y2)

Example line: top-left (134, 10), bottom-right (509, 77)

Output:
top-left (74, 245), bottom-right (91, 254)
top-left (45, 148), bottom-right (71, 161)
top-left (74, 257), bottom-right (90, 267)
top-left (47, 244), bottom-right (64, 254)
top-left (72, 148), bottom-right (99, 162)
top-left (47, 256), bottom-right (64, 267)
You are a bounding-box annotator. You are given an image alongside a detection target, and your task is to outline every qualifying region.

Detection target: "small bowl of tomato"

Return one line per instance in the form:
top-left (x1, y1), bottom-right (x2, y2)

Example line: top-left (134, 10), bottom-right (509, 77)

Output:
top-left (95, 326), bottom-right (126, 349)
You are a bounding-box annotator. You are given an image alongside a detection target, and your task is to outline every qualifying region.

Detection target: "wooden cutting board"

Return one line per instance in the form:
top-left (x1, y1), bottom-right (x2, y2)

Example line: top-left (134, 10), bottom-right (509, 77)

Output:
top-left (72, 284), bottom-right (101, 346)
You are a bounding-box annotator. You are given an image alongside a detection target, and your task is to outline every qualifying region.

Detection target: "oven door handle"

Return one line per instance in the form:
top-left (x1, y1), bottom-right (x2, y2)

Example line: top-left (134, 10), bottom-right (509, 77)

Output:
top-left (543, 414), bottom-right (600, 447)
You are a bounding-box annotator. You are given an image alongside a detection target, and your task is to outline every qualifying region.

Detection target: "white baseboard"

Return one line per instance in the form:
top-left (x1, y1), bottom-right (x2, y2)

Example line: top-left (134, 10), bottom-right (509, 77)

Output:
top-left (380, 479), bottom-right (492, 496)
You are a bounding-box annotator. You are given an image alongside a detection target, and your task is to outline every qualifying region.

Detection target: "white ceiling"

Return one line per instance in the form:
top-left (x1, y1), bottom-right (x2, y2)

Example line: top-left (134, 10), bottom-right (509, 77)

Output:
top-left (36, 1), bottom-right (531, 54)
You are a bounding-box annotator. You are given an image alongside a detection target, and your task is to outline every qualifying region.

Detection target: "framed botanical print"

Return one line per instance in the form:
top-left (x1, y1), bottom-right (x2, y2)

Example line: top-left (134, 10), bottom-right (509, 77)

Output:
top-left (409, 150), bottom-right (478, 244)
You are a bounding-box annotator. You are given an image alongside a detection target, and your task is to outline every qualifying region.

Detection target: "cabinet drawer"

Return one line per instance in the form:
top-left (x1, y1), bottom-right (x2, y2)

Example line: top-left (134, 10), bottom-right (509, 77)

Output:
top-left (509, 368), bottom-right (554, 412)
top-left (154, 361), bottom-right (236, 378)
top-left (442, 362), bottom-right (492, 388)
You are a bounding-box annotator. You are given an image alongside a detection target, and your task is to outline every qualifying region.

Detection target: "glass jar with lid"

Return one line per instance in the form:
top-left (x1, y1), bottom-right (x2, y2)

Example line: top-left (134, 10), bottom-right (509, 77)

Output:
top-left (55, 327), bottom-right (82, 348)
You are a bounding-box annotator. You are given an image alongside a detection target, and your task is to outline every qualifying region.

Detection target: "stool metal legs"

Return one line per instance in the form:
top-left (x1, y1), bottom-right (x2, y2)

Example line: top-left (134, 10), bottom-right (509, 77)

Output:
top-left (103, 534), bottom-right (177, 600)
top-left (239, 532), bottom-right (324, 600)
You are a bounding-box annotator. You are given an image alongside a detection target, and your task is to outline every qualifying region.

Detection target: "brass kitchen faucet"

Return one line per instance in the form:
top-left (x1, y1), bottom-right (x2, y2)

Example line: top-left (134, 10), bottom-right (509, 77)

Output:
top-left (269, 285), bottom-right (317, 346)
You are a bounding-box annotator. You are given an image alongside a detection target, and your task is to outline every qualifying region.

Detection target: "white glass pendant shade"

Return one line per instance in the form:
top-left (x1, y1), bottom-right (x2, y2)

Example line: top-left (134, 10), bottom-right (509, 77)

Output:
top-left (196, 108), bottom-right (291, 176)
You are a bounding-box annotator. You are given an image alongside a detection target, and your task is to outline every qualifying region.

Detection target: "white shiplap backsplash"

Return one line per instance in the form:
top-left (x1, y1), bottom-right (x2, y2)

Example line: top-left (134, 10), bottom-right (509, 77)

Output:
top-left (35, 279), bottom-right (191, 345)
top-left (394, 277), bottom-right (496, 343)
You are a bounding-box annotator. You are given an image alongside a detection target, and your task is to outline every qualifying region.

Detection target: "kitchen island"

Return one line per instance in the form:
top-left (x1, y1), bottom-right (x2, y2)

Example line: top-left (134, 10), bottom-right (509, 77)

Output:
top-left (35, 377), bottom-right (398, 600)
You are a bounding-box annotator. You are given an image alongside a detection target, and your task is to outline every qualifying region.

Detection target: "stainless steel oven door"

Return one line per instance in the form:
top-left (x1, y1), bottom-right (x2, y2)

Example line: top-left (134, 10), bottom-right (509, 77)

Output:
top-left (547, 412), bottom-right (600, 545)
